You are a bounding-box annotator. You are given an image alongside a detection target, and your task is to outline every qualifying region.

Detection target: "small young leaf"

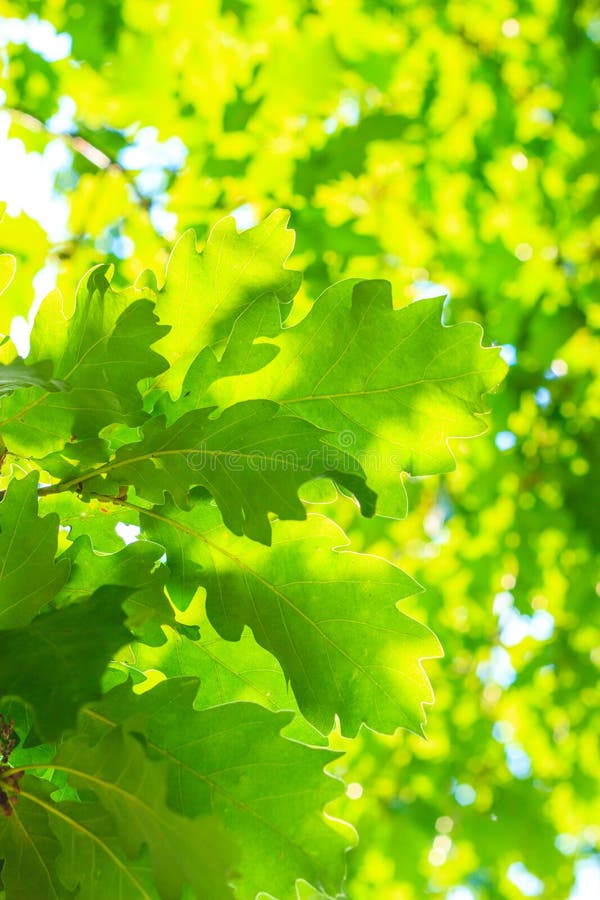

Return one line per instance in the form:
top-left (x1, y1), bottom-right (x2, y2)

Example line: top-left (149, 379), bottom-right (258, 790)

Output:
top-left (151, 209), bottom-right (300, 397)
top-left (0, 267), bottom-right (168, 458)
top-left (58, 535), bottom-right (191, 646)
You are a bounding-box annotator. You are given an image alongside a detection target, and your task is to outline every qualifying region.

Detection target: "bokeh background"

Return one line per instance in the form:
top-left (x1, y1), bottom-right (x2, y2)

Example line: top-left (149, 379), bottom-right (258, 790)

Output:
top-left (0, 1), bottom-right (598, 897)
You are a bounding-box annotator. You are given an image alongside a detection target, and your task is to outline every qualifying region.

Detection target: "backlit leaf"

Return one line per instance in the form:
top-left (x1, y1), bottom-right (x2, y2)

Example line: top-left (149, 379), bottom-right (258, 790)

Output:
top-left (141, 498), bottom-right (442, 736)
top-left (51, 726), bottom-right (239, 900)
top-left (205, 279), bottom-right (507, 517)
top-left (84, 677), bottom-right (348, 899)
top-left (0, 268), bottom-right (168, 458)
top-left (151, 210), bottom-right (301, 398)
top-left (0, 777), bottom-right (70, 900)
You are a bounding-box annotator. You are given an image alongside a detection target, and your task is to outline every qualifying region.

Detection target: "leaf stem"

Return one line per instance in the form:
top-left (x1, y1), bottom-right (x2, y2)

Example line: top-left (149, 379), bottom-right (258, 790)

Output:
top-left (4, 106), bottom-right (149, 207)
top-left (3, 106), bottom-right (171, 252)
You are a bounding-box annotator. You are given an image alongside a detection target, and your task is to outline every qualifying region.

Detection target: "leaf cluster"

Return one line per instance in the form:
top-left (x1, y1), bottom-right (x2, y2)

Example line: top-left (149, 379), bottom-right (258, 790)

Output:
top-left (0, 208), bottom-right (504, 898)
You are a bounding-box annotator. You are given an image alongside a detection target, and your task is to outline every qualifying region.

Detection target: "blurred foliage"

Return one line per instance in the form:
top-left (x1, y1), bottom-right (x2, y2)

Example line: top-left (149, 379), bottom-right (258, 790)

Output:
top-left (0, 0), bottom-right (598, 897)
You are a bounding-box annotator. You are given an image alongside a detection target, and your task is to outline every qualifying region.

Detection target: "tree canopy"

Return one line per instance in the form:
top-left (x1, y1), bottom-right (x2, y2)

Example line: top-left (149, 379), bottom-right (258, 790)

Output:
top-left (0, 1), bottom-right (598, 898)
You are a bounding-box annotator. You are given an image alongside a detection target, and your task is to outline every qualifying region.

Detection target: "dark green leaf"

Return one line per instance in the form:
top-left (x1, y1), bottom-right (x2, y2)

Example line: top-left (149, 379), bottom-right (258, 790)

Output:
top-left (66, 399), bottom-right (375, 544)
top-left (0, 357), bottom-right (67, 396)
top-left (0, 586), bottom-right (132, 740)
top-left (58, 535), bottom-right (193, 646)
top-left (0, 472), bottom-right (70, 629)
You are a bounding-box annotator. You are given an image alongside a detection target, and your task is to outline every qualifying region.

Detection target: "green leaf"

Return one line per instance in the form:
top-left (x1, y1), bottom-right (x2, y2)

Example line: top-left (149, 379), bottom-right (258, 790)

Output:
top-left (51, 800), bottom-right (156, 899)
top-left (0, 776), bottom-right (71, 900)
top-left (205, 280), bottom-right (507, 516)
top-left (0, 472), bottom-right (70, 629)
top-left (141, 498), bottom-right (442, 736)
top-left (36, 436), bottom-right (112, 485)
top-left (61, 399), bottom-right (375, 544)
top-left (0, 0), bottom-right (594, 891)
top-left (125, 607), bottom-right (326, 744)
top-left (172, 285), bottom-right (283, 412)
top-left (41, 491), bottom-right (141, 553)
top-left (151, 210), bottom-right (301, 398)
top-left (0, 255), bottom-right (16, 300)
top-left (0, 267), bottom-right (168, 458)
top-left (0, 585), bottom-right (132, 740)
top-left (0, 210), bottom-right (49, 335)
top-left (85, 678), bottom-right (348, 899)
top-left (58, 535), bottom-right (196, 646)
top-left (0, 357), bottom-right (68, 396)
top-left (52, 726), bottom-right (239, 900)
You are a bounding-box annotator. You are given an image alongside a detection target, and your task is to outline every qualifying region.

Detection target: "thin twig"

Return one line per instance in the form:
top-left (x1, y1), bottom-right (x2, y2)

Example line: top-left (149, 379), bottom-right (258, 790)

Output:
top-left (4, 106), bottom-right (152, 210)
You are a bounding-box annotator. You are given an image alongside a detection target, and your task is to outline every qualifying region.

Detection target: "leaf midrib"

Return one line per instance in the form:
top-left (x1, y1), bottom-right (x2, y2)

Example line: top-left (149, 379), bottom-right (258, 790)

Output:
top-left (279, 367), bottom-right (495, 406)
top-left (38, 440), bottom-right (331, 498)
top-left (17, 788), bottom-right (152, 900)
